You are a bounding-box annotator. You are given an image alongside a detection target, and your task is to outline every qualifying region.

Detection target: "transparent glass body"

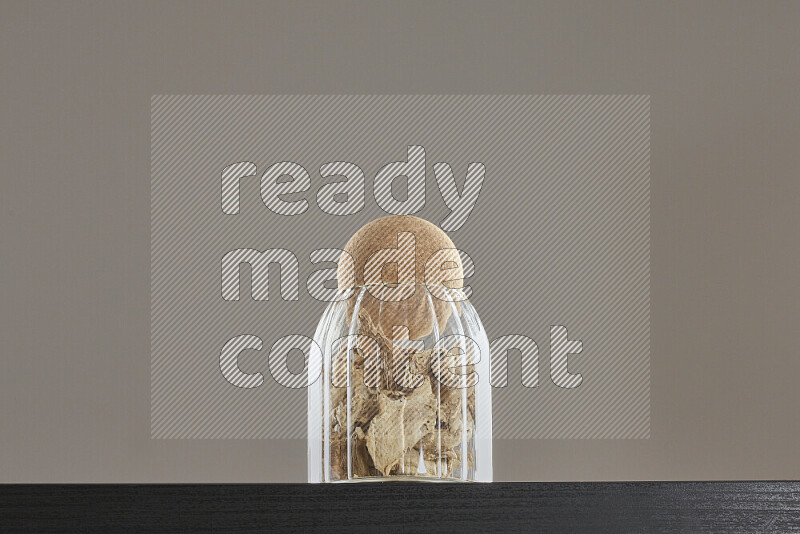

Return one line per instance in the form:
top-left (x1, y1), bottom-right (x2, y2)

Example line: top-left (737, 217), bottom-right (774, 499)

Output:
top-left (308, 283), bottom-right (492, 482)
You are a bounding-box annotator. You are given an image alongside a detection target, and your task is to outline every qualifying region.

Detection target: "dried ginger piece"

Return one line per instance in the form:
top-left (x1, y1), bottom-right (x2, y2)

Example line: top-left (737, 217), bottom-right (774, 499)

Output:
top-left (356, 307), bottom-right (436, 394)
top-left (366, 379), bottom-right (438, 475)
top-left (398, 447), bottom-right (439, 477)
top-left (420, 382), bottom-right (474, 452)
top-left (332, 367), bottom-right (378, 430)
top-left (329, 363), bottom-right (379, 478)
top-left (329, 435), bottom-right (347, 480)
top-left (351, 427), bottom-right (379, 478)
top-left (329, 427), bottom-right (379, 479)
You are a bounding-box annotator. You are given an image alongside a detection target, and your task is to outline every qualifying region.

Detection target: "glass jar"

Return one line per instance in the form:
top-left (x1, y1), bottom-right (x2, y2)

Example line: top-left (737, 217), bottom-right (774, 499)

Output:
top-left (308, 283), bottom-right (492, 482)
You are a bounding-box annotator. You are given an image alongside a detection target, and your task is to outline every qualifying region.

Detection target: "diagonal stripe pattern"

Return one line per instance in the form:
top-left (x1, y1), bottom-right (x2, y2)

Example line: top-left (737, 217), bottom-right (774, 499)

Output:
top-left (151, 95), bottom-right (650, 440)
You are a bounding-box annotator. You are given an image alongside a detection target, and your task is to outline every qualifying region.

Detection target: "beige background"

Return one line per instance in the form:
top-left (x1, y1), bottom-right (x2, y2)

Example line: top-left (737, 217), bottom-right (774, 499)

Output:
top-left (1, 0), bottom-right (798, 482)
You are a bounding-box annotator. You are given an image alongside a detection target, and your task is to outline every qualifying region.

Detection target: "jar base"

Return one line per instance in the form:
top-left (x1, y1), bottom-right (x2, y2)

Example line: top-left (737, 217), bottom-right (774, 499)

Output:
top-left (330, 475), bottom-right (474, 483)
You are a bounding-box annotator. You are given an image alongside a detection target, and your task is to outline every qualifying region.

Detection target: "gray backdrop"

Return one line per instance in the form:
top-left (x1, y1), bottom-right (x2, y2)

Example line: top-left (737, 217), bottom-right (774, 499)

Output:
top-left (151, 95), bottom-right (650, 440)
top-left (1, 0), bottom-right (798, 482)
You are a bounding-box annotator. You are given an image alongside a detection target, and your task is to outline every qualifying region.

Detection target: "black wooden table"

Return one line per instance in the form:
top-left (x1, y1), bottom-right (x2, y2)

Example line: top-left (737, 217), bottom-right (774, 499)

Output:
top-left (2, 482), bottom-right (799, 532)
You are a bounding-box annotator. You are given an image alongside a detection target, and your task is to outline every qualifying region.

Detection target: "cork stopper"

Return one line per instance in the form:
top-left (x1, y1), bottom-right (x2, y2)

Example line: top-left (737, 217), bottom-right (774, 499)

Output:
top-left (337, 215), bottom-right (463, 288)
top-left (337, 215), bottom-right (464, 340)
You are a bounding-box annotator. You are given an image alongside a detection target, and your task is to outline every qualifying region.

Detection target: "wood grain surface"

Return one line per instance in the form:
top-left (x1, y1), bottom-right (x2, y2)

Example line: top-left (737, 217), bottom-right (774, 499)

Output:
top-left (1, 482), bottom-right (799, 532)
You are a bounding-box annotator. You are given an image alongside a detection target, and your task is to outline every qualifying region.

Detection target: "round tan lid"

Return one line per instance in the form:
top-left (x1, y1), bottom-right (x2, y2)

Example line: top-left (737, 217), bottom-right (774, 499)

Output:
top-left (336, 215), bottom-right (463, 289)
